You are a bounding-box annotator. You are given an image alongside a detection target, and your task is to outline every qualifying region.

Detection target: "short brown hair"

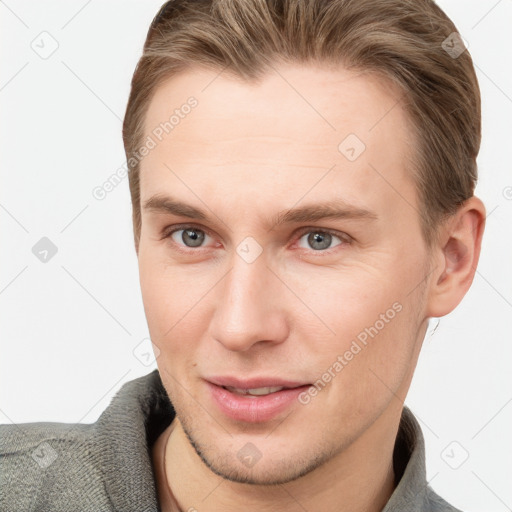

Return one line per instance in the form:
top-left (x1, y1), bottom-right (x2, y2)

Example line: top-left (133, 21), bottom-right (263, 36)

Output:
top-left (122, 0), bottom-right (481, 251)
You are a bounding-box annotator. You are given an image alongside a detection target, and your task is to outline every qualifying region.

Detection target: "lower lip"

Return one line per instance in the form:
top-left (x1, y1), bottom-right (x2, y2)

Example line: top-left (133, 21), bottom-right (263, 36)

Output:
top-left (206, 381), bottom-right (311, 423)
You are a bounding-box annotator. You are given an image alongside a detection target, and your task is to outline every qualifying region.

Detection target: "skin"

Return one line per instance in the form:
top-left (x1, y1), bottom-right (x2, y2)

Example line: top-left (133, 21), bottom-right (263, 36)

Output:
top-left (137, 63), bottom-right (485, 511)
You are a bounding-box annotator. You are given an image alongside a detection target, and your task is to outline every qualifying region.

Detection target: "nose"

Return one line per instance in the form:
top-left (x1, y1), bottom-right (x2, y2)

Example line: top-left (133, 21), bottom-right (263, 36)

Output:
top-left (209, 247), bottom-right (289, 352)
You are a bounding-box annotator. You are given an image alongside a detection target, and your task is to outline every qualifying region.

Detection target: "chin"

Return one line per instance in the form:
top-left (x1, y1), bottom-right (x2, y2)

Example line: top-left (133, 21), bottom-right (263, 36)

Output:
top-left (201, 453), bottom-right (329, 486)
top-left (181, 419), bottom-right (333, 486)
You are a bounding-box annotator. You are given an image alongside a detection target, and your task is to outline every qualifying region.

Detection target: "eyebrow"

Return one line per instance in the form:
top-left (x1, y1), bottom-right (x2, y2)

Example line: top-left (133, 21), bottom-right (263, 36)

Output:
top-left (142, 194), bottom-right (378, 228)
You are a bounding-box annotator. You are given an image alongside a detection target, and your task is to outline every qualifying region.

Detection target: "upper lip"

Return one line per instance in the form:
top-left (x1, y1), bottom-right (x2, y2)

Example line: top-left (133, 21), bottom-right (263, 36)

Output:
top-left (206, 376), bottom-right (309, 389)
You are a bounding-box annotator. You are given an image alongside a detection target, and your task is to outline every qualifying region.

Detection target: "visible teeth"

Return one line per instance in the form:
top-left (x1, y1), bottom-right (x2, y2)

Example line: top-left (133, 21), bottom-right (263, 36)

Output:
top-left (225, 386), bottom-right (285, 396)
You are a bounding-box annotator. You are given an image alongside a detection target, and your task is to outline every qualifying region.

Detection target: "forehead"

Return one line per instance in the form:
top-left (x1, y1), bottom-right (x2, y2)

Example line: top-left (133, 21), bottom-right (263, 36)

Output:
top-left (143, 63), bottom-right (409, 147)
top-left (139, 63), bottom-right (417, 224)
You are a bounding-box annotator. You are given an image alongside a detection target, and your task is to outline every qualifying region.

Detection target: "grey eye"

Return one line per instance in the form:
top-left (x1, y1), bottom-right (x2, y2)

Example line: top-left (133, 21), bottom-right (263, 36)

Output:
top-left (172, 228), bottom-right (207, 248)
top-left (298, 231), bottom-right (342, 251)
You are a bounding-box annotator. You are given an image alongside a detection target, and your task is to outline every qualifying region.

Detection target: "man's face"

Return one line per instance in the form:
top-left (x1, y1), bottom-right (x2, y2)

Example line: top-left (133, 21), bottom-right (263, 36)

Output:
top-left (138, 63), bottom-right (431, 484)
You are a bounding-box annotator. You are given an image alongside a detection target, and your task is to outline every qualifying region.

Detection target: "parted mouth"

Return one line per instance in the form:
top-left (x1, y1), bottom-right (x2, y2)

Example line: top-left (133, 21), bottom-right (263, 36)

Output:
top-left (206, 376), bottom-right (310, 397)
top-left (223, 385), bottom-right (294, 396)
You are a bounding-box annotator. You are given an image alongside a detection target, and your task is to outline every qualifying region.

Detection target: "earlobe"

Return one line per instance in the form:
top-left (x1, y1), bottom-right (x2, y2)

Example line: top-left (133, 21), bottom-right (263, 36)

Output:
top-left (426, 196), bottom-right (486, 317)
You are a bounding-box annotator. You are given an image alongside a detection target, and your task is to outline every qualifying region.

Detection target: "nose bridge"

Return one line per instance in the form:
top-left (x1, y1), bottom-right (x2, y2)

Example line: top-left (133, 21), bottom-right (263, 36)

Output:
top-left (210, 241), bottom-right (287, 351)
top-left (229, 246), bottom-right (267, 310)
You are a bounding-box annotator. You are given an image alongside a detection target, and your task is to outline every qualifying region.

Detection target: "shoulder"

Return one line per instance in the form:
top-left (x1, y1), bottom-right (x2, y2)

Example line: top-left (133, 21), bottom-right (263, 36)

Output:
top-left (0, 420), bottom-right (114, 511)
top-left (0, 369), bottom-right (173, 512)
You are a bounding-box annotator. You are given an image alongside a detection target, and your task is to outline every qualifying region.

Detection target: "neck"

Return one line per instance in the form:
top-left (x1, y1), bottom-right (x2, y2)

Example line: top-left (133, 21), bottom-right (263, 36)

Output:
top-left (164, 403), bottom-right (402, 512)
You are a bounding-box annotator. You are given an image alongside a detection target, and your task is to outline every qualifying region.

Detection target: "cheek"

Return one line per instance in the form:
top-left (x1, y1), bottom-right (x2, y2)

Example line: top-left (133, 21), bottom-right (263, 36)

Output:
top-left (138, 250), bottom-right (188, 342)
top-left (292, 267), bottom-right (401, 349)
top-left (295, 263), bottom-right (420, 394)
top-left (138, 249), bottom-right (217, 357)
top-left (139, 257), bottom-right (169, 337)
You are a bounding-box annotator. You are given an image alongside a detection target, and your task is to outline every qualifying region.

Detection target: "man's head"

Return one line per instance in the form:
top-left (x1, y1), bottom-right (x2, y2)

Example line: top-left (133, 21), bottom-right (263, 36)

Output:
top-left (122, 0), bottom-right (485, 486)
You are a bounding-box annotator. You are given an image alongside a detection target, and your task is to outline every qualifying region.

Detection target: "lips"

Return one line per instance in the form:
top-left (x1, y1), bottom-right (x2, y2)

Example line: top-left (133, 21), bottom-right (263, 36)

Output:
top-left (205, 376), bottom-right (311, 423)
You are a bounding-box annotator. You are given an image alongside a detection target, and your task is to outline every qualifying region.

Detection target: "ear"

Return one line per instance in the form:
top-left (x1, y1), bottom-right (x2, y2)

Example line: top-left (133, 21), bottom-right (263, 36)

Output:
top-left (425, 196), bottom-right (486, 318)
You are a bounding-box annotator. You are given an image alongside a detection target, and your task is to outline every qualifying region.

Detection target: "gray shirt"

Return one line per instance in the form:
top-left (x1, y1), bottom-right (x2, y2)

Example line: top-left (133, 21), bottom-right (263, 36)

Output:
top-left (0, 370), bottom-right (462, 511)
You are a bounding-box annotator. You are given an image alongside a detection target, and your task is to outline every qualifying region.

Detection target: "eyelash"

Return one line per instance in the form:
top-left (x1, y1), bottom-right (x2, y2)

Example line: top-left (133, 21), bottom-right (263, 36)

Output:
top-left (159, 223), bottom-right (352, 256)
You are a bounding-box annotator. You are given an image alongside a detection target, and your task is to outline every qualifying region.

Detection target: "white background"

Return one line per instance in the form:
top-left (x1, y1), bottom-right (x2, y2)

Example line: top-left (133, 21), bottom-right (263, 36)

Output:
top-left (1, 1), bottom-right (511, 511)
